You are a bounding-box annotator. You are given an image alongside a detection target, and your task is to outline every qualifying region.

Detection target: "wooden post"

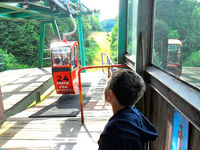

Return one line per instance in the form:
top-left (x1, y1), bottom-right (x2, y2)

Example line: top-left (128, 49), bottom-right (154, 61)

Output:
top-left (0, 86), bottom-right (4, 119)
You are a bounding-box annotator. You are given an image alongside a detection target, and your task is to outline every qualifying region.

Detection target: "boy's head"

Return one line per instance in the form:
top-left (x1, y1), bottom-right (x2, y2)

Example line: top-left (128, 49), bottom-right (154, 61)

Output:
top-left (105, 69), bottom-right (146, 107)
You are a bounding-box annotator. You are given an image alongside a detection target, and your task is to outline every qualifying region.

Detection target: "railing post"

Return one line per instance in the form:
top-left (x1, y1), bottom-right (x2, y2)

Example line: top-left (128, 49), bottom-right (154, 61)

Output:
top-left (108, 67), bottom-right (110, 78)
top-left (78, 64), bottom-right (127, 124)
top-left (101, 53), bottom-right (104, 73)
top-left (101, 53), bottom-right (104, 66)
top-left (38, 22), bottom-right (46, 68)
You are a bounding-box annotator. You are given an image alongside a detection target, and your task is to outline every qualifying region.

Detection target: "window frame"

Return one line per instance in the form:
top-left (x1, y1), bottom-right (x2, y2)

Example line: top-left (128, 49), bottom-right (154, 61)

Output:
top-left (145, 65), bottom-right (200, 131)
top-left (126, 0), bottom-right (139, 56)
top-left (124, 0), bottom-right (140, 71)
top-left (123, 0), bottom-right (200, 131)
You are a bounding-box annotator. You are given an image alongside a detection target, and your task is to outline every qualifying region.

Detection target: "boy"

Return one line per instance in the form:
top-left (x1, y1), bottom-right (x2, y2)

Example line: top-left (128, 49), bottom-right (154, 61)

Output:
top-left (98, 69), bottom-right (158, 150)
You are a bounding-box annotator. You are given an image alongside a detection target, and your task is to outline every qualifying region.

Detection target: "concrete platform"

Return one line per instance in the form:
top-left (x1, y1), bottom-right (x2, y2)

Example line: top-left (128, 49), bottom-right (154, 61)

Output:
top-left (181, 67), bottom-right (200, 88)
top-left (0, 68), bottom-right (53, 117)
top-left (0, 71), bottom-right (112, 150)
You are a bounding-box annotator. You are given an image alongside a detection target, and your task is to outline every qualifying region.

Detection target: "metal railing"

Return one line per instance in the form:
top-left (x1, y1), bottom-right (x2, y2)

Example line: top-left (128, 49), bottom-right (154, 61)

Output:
top-left (0, 54), bottom-right (4, 71)
top-left (78, 64), bottom-right (127, 124)
top-left (101, 53), bottom-right (115, 77)
top-left (43, 49), bottom-right (51, 60)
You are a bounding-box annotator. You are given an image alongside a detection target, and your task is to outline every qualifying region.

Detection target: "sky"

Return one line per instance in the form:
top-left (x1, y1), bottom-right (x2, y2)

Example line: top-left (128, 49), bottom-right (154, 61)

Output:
top-left (81, 0), bottom-right (119, 21)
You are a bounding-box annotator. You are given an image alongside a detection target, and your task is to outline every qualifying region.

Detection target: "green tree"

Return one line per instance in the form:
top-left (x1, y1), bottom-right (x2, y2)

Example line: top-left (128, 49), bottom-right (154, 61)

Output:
top-left (84, 38), bottom-right (100, 65)
top-left (0, 20), bottom-right (54, 67)
top-left (0, 49), bottom-right (29, 71)
top-left (184, 50), bottom-right (200, 67)
top-left (154, 19), bottom-right (169, 69)
top-left (110, 18), bottom-right (118, 63)
top-left (0, 14), bottom-right (103, 69)
top-left (90, 15), bottom-right (103, 31)
top-left (155, 0), bottom-right (200, 66)
top-left (169, 30), bottom-right (180, 39)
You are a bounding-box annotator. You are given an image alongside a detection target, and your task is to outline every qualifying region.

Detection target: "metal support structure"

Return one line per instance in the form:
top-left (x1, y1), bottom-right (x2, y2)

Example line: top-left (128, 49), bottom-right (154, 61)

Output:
top-left (78, 64), bottom-right (127, 124)
top-left (43, 0), bottom-right (49, 6)
top-left (38, 22), bottom-right (46, 68)
top-left (76, 0), bottom-right (86, 70)
top-left (39, 20), bottom-right (60, 65)
top-left (0, 1), bottom-right (93, 21)
top-left (118, 0), bottom-right (128, 64)
top-left (78, 17), bottom-right (86, 68)
top-left (52, 20), bottom-right (61, 41)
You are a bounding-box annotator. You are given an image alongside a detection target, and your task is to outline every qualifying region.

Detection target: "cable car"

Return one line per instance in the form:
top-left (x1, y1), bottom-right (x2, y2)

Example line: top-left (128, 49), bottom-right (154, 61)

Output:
top-left (50, 39), bottom-right (79, 94)
top-left (167, 39), bottom-right (183, 77)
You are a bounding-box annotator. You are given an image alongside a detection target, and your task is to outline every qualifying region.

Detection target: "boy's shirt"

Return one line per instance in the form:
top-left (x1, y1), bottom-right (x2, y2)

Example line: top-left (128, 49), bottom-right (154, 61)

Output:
top-left (98, 107), bottom-right (158, 150)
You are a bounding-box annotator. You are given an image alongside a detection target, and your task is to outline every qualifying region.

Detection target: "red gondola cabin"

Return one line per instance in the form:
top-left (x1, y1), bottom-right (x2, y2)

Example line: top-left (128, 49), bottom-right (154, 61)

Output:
top-left (50, 40), bottom-right (79, 94)
top-left (167, 39), bottom-right (183, 77)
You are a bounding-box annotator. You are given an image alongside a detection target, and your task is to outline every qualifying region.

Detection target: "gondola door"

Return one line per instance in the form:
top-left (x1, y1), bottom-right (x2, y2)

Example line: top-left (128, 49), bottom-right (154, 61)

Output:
top-left (68, 42), bottom-right (79, 94)
top-left (70, 42), bottom-right (79, 94)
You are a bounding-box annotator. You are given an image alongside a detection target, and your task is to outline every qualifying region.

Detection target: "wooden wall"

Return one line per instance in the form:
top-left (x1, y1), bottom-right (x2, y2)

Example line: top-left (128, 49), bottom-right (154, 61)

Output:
top-left (188, 125), bottom-right (200, 150)
top-left (142, 87), bottom-right (200, 150)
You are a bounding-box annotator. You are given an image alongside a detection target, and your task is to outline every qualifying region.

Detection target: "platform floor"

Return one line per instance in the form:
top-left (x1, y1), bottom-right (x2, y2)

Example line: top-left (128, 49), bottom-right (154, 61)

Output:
top-left (181, 67), bottom-right (200, 88)
top-left (0, 68), bottom-right (52, 111)
top-left (0, 71), bottom-right (112, 150)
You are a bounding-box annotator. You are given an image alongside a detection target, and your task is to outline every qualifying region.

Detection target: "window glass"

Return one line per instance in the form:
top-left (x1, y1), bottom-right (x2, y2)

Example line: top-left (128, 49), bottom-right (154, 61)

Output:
top-left (127, 0), bottom-right (138, 57)
top-left (153, 0), bottom-right (200, 89)
top-left (52, 46), bottom-right (71, 66)
top-left (72, 46), bottom-right (77, 68)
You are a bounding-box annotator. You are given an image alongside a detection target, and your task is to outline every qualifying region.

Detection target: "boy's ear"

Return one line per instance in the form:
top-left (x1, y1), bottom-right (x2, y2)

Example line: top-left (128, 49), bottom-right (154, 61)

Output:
top-left (109, 90), bottom-right (115, 98)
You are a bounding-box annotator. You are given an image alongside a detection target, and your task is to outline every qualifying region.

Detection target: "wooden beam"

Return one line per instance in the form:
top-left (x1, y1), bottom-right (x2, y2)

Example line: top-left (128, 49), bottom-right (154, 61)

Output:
top-left (145, 66), bottom-right (200, 131)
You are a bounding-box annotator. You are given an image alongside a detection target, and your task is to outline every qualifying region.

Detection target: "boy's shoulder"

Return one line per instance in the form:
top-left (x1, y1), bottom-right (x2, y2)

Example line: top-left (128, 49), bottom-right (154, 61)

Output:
top-left (102, 107), bottom-right (158, 141)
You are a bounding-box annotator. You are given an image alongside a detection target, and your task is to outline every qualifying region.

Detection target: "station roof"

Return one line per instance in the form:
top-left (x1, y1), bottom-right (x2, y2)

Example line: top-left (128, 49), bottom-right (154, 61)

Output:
top-left (0, 1), bottom-right (92, 22)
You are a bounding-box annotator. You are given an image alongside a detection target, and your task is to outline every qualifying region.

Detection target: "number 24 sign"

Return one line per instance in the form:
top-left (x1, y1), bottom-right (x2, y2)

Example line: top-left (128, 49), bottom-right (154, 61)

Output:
top-left (56, 75), bottom-right (69, 82)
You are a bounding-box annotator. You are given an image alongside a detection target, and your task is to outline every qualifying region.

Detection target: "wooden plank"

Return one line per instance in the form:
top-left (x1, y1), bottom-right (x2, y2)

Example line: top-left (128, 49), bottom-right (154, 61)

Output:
top-left (0, 139), bottom-right (98, 150)
top-left (0, 68), bottom-right (53, 118)
top-left (145, 66), bottom-right (200, 131)
top-left (188, 124), bottom-right (200, 150)
top-left (0, 72), bottom-right (111, 150)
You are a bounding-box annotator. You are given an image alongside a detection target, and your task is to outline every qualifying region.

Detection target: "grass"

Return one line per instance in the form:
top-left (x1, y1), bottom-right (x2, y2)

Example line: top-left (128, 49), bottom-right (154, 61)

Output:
top-left (88, 32), bottom-right (112, 71)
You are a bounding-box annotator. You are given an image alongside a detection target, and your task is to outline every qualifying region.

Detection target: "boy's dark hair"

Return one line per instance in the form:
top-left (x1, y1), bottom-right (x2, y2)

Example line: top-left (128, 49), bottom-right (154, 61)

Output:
top-left (107, 69), bottom-right (146, 106)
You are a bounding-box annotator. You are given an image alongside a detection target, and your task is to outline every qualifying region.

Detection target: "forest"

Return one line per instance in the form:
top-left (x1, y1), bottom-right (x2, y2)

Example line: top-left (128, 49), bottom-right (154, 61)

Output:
top-left (154, 0), bottom-right (200, 67)
top-left (110, 0), bottom-right (200, 68)
top-left (2, 0), bottom-right (199, 72)
top-left (0, 14), bottom-right (103, 71)
top-left (100, 19), bottom-right (116, 32)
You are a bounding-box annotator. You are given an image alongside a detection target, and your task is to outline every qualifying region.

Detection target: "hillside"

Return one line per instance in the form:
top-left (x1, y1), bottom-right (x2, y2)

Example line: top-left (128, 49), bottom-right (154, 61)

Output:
top-left (101, 19), bottom-right (116, 32)
top-left (88, 32), bottom-right (112, 71)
